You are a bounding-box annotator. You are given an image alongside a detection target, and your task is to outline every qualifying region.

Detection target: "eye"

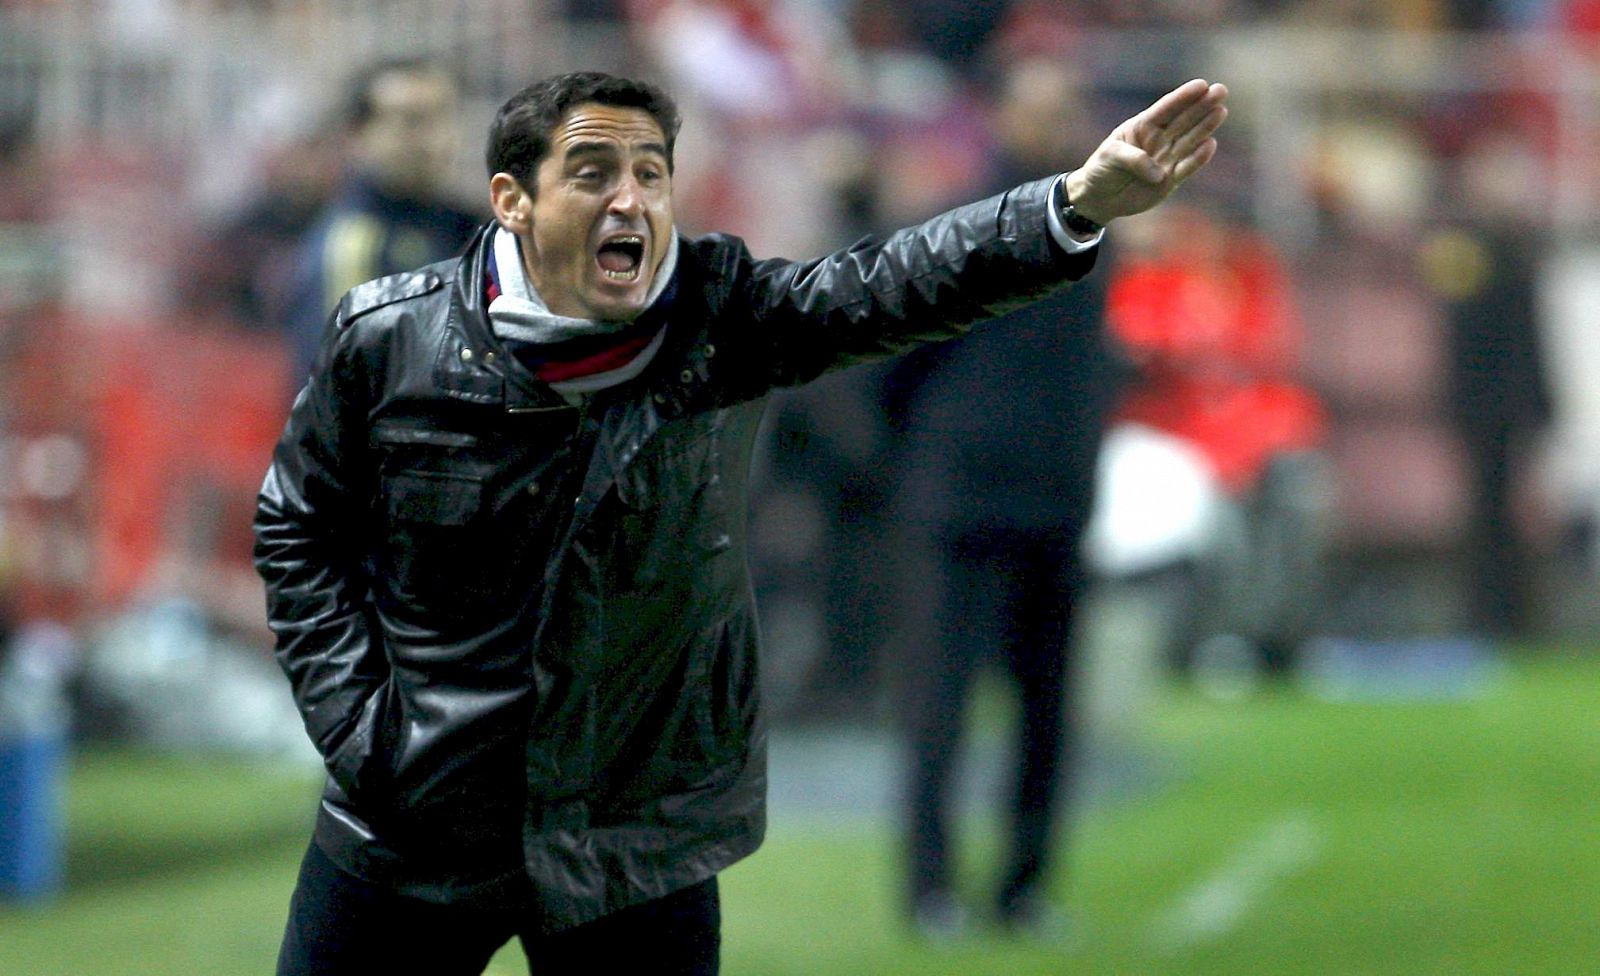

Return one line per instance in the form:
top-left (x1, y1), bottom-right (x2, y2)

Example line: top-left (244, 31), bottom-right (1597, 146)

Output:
top-left (638, 166), bottom-right (665, 185)
top-left (571, 164), bottom-right (610, 186)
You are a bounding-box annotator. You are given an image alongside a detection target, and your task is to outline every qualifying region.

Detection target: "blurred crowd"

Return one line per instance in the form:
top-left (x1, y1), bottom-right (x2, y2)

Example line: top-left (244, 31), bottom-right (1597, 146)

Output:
top-left (2, 0), bottom-right (1600, 940)
top-left (0, 0), bottom-right (1596, 763)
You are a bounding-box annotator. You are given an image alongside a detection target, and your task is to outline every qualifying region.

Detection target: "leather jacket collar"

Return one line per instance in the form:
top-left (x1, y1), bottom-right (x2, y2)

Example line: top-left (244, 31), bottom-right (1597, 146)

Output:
top-left (439, 223), bottom-right (574, 413)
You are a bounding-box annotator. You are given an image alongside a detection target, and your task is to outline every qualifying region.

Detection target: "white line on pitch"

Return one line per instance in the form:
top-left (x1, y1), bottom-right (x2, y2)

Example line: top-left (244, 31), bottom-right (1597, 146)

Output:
top-left (1149, 810), bottom-right (1323, 954)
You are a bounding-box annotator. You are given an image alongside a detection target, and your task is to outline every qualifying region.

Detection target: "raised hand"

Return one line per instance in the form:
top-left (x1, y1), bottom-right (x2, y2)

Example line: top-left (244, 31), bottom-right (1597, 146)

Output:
top-left (1065, 79), bottom-right (1229, 226)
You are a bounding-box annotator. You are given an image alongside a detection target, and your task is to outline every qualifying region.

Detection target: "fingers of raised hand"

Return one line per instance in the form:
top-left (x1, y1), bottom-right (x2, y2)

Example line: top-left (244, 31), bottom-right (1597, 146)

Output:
top-left (1160, 102), bottom-right (1228, 171)
top-left (1140, 79), bottom-right (1214, 131)
top-left (1171, 137), bottom-right (1219, 185)
top-left (1133, 82), bottom-right (1229, 165)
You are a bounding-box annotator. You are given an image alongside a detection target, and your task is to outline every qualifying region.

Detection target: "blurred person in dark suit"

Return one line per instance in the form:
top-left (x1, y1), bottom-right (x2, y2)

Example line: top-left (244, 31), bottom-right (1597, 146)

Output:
top-left (182, 131), bottom-right (343, 333)
top-left (1421, 132), bottom-right (1553, 638)
top-left (741, 0), bottom-right (985, 723)
top-left (256, 69), bottom-right (1227, 973)
top-left (280, 57), bottom-right (482, 388)
top-left (888, 58), bottom-right (1122, 939)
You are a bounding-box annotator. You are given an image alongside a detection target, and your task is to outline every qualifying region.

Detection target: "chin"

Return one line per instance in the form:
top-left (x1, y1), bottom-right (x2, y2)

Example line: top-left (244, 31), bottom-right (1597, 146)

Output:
top-left (587, 301), bottom-right (641, 323)
top-left (590, 288), bottom-right (652, 322)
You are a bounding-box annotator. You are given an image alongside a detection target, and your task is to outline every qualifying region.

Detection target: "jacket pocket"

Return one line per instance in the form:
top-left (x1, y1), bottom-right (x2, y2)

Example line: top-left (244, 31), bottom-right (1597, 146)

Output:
top-left (609, 419), bottom-right (734, 580)
top-left (319, 678), bottom-right (401, 810)
top-left (378, 469), bottom-right (493, 621)
top-left (386, 470), bottom-right (484, 525)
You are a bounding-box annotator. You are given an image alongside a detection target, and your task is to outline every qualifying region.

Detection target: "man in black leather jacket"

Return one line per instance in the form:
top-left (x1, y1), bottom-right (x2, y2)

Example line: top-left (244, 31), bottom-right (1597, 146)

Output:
top-left (254, 70), bottom-right (1227, 974)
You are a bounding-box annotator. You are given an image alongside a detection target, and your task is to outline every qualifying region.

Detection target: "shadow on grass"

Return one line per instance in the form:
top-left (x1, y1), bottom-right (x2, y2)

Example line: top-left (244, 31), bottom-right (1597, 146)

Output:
top-left (62, 813), bottom-right (314, 891)
top-left (55, 746), bottom-right (322, 893)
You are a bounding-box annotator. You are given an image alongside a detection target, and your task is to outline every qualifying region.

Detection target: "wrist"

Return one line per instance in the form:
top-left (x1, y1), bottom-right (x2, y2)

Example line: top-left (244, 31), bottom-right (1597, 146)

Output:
top-left (1062, 170), bottom-right (1107, 232)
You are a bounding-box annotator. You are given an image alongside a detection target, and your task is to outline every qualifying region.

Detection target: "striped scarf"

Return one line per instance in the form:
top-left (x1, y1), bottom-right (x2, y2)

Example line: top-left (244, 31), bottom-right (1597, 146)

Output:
top-left (486, 225), bottom-right (678, 401)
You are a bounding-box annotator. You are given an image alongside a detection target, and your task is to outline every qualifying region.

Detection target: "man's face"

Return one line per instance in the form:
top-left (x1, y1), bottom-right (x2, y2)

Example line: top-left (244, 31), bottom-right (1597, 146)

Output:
top-left (355, 70), bottom-right (459, 197)
top-left (524, 103), bottom-right (674, 322)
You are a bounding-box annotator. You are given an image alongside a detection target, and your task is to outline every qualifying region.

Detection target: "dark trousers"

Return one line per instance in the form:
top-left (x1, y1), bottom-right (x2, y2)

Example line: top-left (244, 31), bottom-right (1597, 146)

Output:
top-left (277, 840), bottom-right (721, 975)
top-left (1461, 423), bottom-right (1535, 636)
top-left (901, 521), bottom-right (1083, 911)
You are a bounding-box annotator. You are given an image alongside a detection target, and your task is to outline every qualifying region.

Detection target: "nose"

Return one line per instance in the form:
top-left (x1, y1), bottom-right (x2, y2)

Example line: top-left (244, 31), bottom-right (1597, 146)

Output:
top-left (608, 175), bottom-right (644, 218)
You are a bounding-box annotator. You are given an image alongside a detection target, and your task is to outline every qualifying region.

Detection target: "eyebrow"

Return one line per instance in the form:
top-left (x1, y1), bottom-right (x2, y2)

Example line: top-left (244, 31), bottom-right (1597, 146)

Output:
top-left (563, 140), bottom-right (669, 162)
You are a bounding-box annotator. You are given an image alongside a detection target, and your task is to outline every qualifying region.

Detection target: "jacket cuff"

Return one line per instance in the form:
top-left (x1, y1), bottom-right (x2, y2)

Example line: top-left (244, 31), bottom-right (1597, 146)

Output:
top-left (1046, 174), bottom-right (1105, 254)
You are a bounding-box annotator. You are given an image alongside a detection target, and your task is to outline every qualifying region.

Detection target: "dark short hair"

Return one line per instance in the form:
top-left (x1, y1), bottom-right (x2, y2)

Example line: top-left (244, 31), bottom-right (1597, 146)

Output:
top-left (344, 57), bottom-right (454, 129)
top-left (485, 72), bottom-right (681, 190)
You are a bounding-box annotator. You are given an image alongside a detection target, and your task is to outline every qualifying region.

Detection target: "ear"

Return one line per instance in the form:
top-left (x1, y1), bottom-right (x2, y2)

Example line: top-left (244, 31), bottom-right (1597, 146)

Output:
top-left (489, 172), bottom-right (533, 234)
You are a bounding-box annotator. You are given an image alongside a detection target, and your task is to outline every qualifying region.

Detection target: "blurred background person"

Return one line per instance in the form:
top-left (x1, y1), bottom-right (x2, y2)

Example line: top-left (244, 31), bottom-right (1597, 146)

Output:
top-left (279, 56), bottom-right (483, 390)
top-left (730, 0), bottom-right (986, 722)
top-left (887, 55), bottom-right (1122, 940)
top-left (1420, 129), bottom-right (1554, 641)
top-left (180, 129), bottom-right (344, 340)
top-left (1093, 200), bottom-right (1330, 686)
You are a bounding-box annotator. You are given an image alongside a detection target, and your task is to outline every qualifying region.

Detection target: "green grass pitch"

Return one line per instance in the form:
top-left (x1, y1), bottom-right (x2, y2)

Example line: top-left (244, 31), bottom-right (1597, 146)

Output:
top-left (1, 651), bottom-right (1594, 975)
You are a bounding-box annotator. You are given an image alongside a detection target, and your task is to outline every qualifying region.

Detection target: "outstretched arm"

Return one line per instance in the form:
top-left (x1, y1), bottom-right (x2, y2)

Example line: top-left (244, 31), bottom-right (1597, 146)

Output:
top-left (1064, 79), bottom-right (1230, 226)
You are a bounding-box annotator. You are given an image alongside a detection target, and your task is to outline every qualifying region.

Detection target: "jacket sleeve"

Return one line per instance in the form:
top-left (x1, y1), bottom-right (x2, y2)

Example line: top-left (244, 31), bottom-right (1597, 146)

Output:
top-left (253, 308), bottom-right (391, 799)
top-left (714, 176), bottom-right (1099, 394)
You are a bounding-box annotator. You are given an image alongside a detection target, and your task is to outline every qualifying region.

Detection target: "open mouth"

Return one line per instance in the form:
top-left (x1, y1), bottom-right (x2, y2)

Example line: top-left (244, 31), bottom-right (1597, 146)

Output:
top-left (596, 234), bottom-right (646, 282)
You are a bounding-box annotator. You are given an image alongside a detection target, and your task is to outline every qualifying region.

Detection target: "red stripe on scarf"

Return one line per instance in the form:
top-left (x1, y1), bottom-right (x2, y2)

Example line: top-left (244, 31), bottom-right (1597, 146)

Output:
top-left (534, 334), bottom-right (657, 382)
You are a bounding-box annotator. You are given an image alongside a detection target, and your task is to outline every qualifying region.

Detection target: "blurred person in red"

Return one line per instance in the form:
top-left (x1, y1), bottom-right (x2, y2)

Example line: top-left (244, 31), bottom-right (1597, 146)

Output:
top-left (1098, 201), bottom-right (1329, 680)
top-left (279, 57), bottom-right (482, 389)
top-left (631, 0), bottom-right (844, 122)
top-left (885, 56), bottom-right (1123, 940)
top-left (255, 69), bottom-right (1228, 973)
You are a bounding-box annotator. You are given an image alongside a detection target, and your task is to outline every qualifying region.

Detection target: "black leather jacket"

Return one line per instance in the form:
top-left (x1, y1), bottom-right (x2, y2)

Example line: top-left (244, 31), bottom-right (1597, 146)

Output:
top-left (253, 176), bottom-right (1094, 931)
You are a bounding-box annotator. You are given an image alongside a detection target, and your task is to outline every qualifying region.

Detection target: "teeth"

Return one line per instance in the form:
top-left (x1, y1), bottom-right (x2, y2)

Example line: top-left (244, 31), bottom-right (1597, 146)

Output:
top-left (599, 235), bottom-right (644, 282)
